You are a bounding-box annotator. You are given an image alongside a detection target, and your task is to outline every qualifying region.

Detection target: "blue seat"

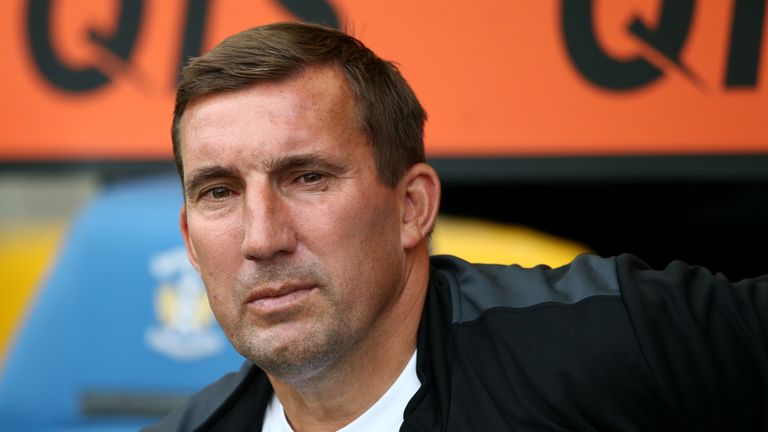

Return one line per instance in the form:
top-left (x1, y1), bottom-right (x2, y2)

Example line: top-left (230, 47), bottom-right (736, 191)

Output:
top-left (0, 174), bottom-right (245, 431)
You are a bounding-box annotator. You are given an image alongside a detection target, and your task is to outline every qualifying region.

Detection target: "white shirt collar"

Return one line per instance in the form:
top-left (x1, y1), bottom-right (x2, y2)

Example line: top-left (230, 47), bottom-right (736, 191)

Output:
top-left (262, 350), bottom-right (420, 432)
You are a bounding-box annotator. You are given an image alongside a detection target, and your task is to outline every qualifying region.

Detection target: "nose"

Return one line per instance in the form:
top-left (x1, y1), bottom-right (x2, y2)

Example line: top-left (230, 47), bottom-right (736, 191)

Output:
top-left (240, 184), bottom-right (297, 260)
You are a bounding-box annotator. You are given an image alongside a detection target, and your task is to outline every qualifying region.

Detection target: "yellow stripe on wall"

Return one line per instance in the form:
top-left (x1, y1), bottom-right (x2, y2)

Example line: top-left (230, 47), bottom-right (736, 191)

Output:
top-left (432, 216), bottom-right (589, 268)
top-left (0, 222), bottom-right (67, 365)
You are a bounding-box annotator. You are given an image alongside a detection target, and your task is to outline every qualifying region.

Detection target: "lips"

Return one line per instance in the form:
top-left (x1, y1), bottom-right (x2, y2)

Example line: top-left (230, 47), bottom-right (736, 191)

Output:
top-left (244, 283), bottom-right (317, 313)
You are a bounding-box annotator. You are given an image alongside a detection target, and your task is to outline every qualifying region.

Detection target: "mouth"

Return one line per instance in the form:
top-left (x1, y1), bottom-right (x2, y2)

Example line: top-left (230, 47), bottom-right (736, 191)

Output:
top-left (244, 284), bottom-right (318, 314)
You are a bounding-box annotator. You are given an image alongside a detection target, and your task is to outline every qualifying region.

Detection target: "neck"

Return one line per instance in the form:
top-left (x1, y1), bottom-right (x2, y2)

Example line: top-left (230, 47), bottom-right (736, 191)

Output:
top-left (268, 247), bottom-right (430, 432)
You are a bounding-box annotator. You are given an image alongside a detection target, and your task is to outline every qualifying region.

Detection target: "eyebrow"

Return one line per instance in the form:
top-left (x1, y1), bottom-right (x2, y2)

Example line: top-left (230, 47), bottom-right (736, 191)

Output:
top-left (184, 165), bottom-right (238, 199)
top-left (262, 153), bottom-right (347, 175)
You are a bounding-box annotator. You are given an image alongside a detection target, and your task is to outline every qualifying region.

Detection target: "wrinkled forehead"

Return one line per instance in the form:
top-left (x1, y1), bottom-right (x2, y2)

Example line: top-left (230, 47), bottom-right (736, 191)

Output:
top-left (178, 66), bottom-right (373, 175)
top-left (179, 64), bottom-right (366, 148)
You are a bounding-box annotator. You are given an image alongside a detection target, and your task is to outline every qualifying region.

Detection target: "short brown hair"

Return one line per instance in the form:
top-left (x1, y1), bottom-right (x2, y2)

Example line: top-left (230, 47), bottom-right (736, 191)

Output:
top-left (172, 22), bottom-right (426, 187)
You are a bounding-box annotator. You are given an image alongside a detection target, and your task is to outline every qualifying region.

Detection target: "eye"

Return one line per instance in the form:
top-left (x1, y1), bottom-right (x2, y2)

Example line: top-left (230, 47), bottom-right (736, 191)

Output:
top-left (204, 186), bottom-right (231, 199)
top-left (298, 172), bottom-right (323, 183)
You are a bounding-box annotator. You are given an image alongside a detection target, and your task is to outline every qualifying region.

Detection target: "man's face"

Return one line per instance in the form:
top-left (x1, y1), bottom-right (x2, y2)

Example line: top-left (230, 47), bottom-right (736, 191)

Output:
top-left (179, 67), bottom-right (409, 382)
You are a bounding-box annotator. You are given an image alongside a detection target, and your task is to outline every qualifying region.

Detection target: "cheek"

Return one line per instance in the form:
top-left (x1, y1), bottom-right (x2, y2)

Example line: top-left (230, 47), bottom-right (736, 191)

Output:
top-left (206, 290), bottom-right (233, 328)
top-left (306, 197), bottom-right (393, 258)
top-left (189, 215), bottom-right (242, 264)
top-left (187, 218), bottom-right (242, 310)
top-left (323, 192), bottom-right (402, 287)
top-left (200, 267), bottom-right (241, 337)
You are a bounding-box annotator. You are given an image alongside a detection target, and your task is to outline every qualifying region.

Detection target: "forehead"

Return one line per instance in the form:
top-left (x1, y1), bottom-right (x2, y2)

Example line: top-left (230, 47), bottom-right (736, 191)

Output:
top-left (184, 66), bottom-right (355, 128)
top-left (178, 66), bottom-right (369, 173)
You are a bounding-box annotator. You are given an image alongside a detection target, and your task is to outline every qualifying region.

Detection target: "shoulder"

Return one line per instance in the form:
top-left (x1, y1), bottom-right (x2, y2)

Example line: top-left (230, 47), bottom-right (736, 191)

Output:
top-left (429, 253), bottom-right (621, 324)
top-left (423, 254), bottom-right (768, 429)
top-left (420, 255), bottom-right (674, 429)
top-left (142, 361), bottom-right (267, 432)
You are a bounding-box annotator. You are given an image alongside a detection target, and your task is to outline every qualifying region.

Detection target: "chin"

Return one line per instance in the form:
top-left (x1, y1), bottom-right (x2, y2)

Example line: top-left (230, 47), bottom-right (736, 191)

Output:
top-left (236, 327), bottom-right (347, 384)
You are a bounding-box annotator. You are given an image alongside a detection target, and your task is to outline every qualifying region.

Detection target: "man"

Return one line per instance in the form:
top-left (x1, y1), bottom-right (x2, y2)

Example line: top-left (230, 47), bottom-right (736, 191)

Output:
top-left (149, 22), bottom-right (767, 431)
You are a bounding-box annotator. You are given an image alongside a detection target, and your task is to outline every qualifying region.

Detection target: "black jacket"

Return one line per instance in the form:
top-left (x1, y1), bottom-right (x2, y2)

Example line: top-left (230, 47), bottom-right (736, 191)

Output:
top-left (146, 254), bottom-right (768, 431)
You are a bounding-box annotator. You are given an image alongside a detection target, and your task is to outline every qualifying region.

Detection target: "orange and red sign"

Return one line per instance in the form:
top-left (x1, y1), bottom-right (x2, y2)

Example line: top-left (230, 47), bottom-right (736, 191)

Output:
top-left (2, 0), bottom-right (767, 160)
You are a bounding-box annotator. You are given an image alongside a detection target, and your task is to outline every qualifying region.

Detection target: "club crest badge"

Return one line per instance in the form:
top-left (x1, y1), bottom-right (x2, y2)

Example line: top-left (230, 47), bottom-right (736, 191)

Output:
top-left (145, 247), bottom-right (225, 361)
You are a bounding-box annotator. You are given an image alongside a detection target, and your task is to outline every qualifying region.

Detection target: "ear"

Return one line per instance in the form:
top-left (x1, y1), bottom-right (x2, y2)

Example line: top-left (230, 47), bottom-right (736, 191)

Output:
top-left (399, 163), bottom-right (441, 249)
top-left (180, 205), bottom-right (201, 273)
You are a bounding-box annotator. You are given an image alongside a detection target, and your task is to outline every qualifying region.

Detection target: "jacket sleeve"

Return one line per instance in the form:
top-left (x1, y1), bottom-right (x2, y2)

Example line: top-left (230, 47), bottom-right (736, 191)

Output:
top-left (615, 254), bottom-right (768, 430)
